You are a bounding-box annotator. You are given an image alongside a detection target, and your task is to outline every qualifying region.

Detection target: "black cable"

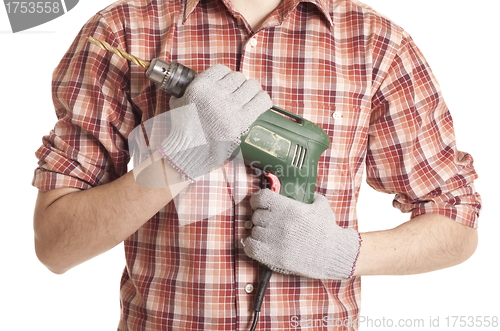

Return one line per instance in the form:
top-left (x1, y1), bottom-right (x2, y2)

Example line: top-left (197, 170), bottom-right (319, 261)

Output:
top-left (249, 266), bottom-right (273, 331)
top-left (249, 311), bottom-right (260, 331)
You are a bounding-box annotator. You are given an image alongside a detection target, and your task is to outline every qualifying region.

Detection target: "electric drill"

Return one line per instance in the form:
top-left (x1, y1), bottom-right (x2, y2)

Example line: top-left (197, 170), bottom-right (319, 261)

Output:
top-left (87, 37), bottom-right (331, 328)
top-left (87, 37), bottom-right (331, 202)
top-left (146, 59), bottom-right (331, 203)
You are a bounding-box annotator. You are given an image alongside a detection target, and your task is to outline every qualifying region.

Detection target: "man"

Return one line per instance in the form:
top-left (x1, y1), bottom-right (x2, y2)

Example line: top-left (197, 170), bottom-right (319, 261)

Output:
top-left (33, 0), bottom-right (481, 330)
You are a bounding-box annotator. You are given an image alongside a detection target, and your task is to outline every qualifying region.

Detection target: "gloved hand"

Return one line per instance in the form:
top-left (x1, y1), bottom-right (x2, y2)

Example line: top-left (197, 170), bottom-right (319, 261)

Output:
top-left (242, 189), bottom-right (362, 280)
top-left (158, 64), bottom-right (272, 182)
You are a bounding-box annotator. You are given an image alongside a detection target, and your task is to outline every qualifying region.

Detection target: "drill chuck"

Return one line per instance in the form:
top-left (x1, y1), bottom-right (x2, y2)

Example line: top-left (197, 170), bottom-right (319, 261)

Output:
top-left (146, 58), bottom-right (196, 98)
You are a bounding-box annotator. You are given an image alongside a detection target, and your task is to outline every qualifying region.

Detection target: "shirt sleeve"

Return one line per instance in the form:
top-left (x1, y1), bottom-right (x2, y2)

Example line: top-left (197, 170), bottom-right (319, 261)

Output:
top-left (366, 31), bottom-right (481, 228)
top-left (32, 14), bottom-right (138, 192)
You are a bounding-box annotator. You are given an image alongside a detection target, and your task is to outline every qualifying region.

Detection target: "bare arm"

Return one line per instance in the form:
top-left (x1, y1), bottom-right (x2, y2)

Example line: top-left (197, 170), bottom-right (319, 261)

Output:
top-left (33, 151), bottom-right (190, 274)
top-left (353, 214), bottom-right (478, 276)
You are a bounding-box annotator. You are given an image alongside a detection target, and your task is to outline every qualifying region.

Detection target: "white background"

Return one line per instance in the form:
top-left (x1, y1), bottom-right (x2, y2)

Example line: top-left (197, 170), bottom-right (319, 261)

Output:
top-left (0, 1), bottom-right (498, 330)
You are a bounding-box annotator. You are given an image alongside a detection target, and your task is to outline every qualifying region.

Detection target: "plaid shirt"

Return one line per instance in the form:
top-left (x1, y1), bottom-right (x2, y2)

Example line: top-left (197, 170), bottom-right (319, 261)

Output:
top-left (33, 0), bottom-right (481, 330)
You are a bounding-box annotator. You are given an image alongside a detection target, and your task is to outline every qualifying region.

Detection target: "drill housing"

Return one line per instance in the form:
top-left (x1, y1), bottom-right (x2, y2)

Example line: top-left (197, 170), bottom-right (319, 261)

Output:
top-left (240, 106), bottom-right (330, 203)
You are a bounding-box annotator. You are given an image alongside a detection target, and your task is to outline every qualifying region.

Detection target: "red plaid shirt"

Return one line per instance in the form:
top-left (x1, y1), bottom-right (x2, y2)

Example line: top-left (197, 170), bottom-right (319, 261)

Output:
top-left (33, 0), bottom-right (481, 330)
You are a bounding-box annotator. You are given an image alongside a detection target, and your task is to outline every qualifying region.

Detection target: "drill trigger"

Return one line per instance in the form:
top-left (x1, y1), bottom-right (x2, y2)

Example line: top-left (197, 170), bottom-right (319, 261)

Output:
top-left (264, 172), bottom-right (281, 193)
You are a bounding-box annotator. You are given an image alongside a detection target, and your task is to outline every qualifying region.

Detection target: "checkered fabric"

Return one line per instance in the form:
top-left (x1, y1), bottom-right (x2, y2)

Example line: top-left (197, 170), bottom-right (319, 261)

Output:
top-left (33, 0), bottom-right (481, 330)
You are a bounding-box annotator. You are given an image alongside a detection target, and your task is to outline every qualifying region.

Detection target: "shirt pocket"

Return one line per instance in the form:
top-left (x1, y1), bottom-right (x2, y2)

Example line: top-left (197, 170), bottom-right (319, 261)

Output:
top-left (317, 104), bottom-right (370, 197)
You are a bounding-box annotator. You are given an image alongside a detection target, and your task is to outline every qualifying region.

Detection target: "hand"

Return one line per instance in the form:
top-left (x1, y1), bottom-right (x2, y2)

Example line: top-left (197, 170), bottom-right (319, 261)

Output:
top-left (242, 189), bottom-right (361, 280)
top-left (158, 64), bottom-right (272, 181)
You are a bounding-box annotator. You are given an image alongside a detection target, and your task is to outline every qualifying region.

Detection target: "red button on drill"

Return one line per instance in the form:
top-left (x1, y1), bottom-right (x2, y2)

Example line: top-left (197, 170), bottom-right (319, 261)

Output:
top-left (264, 172), bottom-right (281, 193)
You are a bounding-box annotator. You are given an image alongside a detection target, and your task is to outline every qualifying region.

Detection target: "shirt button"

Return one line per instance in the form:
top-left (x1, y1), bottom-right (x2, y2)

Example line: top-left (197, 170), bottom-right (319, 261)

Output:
top-left (249, 37), bottom-right (258, 47)
top-left (245, 283), bottom-right (255, 293)
top-left (244, 220), bottom-right (253, 230)
top-left (332, 111), bottom-right (343, 120)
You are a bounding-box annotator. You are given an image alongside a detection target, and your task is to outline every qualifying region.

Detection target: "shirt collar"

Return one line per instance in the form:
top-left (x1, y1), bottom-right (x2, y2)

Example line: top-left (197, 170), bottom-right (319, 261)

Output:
top-left (183, 0), bottom-right (335, 28)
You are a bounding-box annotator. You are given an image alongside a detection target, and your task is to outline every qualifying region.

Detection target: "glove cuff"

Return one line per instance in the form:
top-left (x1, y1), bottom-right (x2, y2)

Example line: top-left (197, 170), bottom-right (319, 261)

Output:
top-left (326, 228), bottom-right (362, 280)
top-left (348, 232), bottom-right (363, 278)
top-left (157, 145), bottom-right (196, 183)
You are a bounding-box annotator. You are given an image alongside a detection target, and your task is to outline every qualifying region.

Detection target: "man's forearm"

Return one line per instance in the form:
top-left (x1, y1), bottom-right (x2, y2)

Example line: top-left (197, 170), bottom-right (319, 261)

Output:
top-left (34, 151), bottom-right (190, 274)
top-left (353, 214), bottom-right (478, 276)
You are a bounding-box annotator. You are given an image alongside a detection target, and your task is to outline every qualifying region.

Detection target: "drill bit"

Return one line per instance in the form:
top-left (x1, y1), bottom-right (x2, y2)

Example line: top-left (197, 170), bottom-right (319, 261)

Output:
top-left (86, 36), bottom-right (195, 97)
top-left (87, 36), bottom-right (150, 69)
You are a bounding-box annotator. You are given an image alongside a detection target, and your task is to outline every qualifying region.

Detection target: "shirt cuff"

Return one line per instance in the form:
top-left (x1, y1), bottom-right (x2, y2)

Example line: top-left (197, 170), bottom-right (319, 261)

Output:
top-left (32, 168), bottom-right (93, 192)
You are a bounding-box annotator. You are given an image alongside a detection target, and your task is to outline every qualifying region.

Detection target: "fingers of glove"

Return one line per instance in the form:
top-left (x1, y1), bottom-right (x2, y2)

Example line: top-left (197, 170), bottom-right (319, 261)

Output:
top-left (241, 89), bottom-right (273, 116)
top-left (250, 188), bottom-right (278, 211)
top-left (242, 237), bottom-right (294, 275)
top-left (169, 64), bottom-right (233, 108)
top-left (195, 64), bottom-right (233, 84)
top-left (216, 70), bottom-right (248, 92)
top-left (250, 188), bottom-right (310, 218)
top-left (242, 236), bottom-right (278, 262)
top-left (231, 78), bottom-right (271, 107)
top-left (191, 65), bottom-right (247, 94)
top-left (250, 208), bottom-right (291, 241)
top-left (242, 237), bottom-right (266, 263)
top-left (250, 208), bottom-right (271, 227)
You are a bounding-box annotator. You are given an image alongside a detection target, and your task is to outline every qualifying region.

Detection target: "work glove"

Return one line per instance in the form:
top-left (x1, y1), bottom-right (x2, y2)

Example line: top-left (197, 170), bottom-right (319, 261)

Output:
top-left (243, 189), bottom-right (362, 280)
top-left (158, 64), bottom-right (272, 182)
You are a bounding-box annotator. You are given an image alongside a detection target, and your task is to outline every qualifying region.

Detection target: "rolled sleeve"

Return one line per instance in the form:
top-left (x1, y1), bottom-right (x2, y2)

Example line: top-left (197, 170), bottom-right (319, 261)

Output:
top-left (366, 32), bottom-right (481, 228)
top-left (33, 14), bottom-right (138, 192)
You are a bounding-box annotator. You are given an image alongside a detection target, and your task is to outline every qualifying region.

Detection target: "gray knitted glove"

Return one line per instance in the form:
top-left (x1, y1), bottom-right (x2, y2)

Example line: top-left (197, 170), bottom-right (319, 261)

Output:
top-left (243, 189), bottom-right (362, 280)
top-left (158, 64), bottom-right (272, 181)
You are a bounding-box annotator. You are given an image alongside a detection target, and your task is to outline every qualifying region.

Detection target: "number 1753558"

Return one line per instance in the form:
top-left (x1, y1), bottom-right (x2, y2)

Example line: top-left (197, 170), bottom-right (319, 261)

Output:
top-left (5, 2), bottom-right (61, 14)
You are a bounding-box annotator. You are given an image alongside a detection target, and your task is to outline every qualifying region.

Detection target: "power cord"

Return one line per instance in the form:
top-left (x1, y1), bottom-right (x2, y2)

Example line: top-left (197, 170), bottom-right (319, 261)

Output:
top-left (249, 266), bottom-right (273, 331)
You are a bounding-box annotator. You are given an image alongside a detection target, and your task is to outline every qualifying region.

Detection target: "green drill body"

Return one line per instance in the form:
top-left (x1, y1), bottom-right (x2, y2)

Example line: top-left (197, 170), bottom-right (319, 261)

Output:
top-left (240, 106), bottom-right (330, 204)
